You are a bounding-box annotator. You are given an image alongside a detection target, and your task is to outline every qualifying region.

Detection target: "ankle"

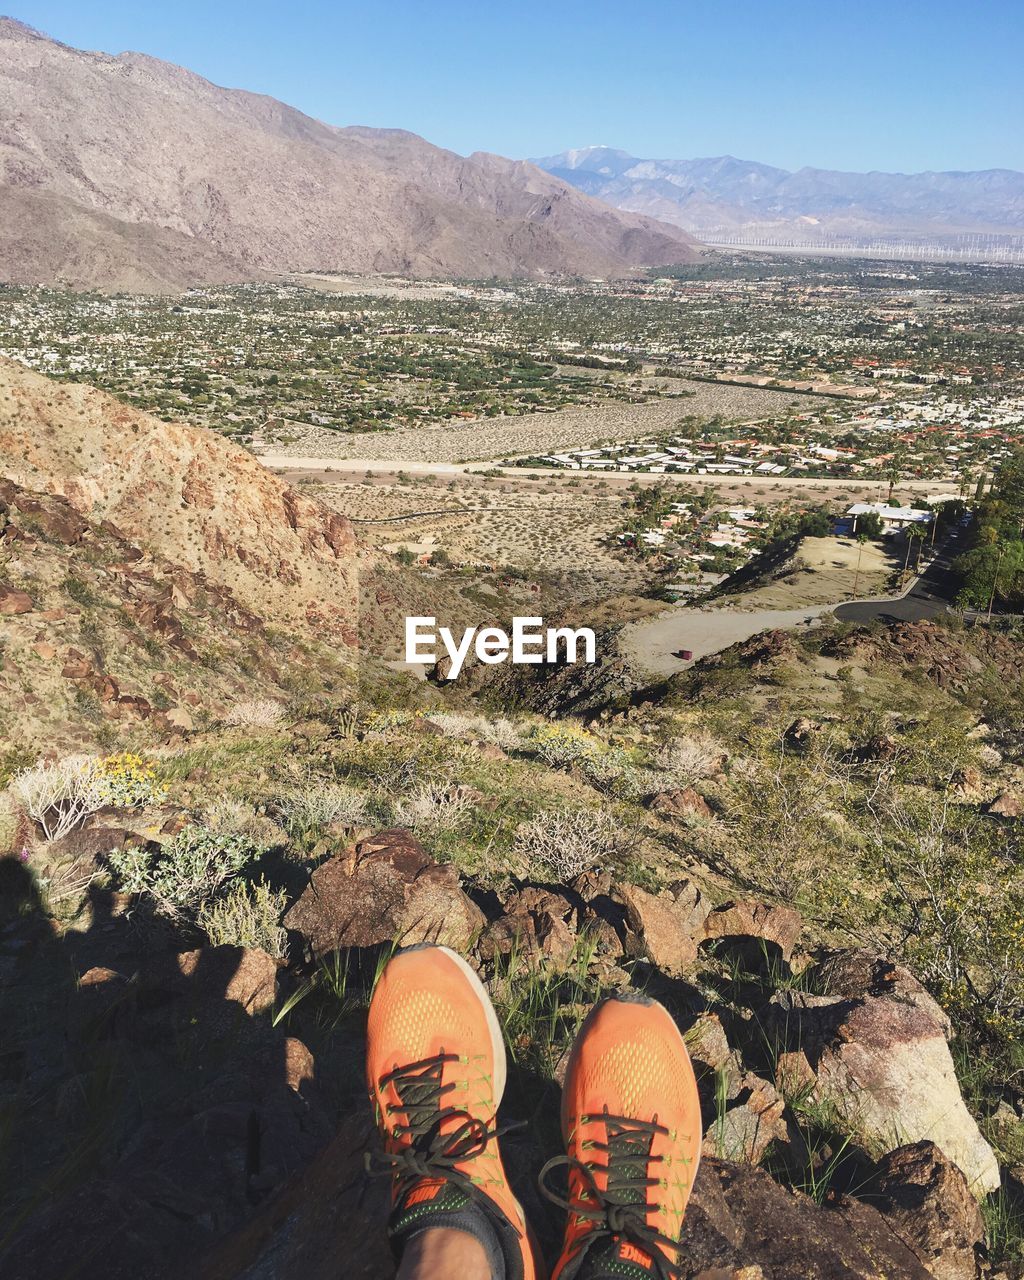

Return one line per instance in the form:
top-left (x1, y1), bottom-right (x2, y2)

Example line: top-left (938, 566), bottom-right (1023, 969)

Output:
top-left (397, 1226), bottom-right (495, 1280)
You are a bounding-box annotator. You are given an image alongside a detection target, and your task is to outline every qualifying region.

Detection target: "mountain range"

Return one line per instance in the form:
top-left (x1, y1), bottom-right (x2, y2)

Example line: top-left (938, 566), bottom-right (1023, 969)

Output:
top-left (534, 146), bottom-right (1024, 244)
top-left (0, 18), bottom-right (700, 291)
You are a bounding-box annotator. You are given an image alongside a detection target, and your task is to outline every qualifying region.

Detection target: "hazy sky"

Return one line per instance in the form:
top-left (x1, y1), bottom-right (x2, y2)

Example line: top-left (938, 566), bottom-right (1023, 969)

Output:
top-left (12, 1), bottom-right (1024, 173)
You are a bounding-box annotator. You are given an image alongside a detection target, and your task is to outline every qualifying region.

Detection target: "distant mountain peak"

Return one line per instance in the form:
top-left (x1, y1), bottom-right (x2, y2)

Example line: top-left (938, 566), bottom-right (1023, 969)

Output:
top-left (532, 147), bottom-right (1024, 243)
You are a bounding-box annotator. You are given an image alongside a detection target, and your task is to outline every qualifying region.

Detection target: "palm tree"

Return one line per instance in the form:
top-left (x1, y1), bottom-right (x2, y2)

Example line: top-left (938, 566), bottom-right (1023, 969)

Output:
top-left (902, 525), bottom-right (926, 585)
top-left (852, 532), bottom-right (868, 596)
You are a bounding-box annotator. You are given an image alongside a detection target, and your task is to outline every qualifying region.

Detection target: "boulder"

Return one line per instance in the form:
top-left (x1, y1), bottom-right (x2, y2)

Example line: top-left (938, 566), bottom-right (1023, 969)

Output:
top-left (814, 950), bottom-right (952, 1037)
top-left (678, 1157), bottom-right (931, 1279)
top-left (284, 828), bottom-right (484, 956)
top-left (617, 878), bottom-right (709, 977)
top-left (478, 886), bottom-right (577, 967)
top-left (649, 787), bottom-right (714, 821)
top-left (702, 900), bottom-right (803, 962)
top-left (0, 584), bottom-right (33, 614)
top-left (769, 975), bottom-right (1000, 1193)
top-left (784, 716), bottom-right (819, 747)
top-left (874, 1142), bottom-right (987, 1280)
top-left (155, 946), bottom-right (279, 1015)
top-left (987, 791), bottom-right (1023, 819)
top-left (686, 1012), bottom-right (734, 1074)
top-left (704, 1073), bottom-right (788, 1166)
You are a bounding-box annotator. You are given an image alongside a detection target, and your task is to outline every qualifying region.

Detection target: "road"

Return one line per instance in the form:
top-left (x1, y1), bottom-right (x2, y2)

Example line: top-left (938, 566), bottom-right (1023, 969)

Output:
top-left (622, 529), bottom-right (964, 677)
top-left (833, 528), bottom-right (963, 624)
top-left (261, 452), bottom-right (952, 500)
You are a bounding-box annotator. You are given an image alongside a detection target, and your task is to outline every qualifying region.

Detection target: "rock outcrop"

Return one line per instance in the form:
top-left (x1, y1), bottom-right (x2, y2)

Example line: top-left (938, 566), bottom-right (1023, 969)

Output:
top-left (284, 828), bottom-right (485, 956)
top-left (770, 953), bottom-right (1000, 1193)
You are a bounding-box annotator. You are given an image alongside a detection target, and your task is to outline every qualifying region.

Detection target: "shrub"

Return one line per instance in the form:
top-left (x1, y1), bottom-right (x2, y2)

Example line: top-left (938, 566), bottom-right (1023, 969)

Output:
top-left (394, 781), bottom-right (474, 833)
top-left (108, 824), bottom-right (253, 916)
top-left (88, 753), bottom-right (168, 808)
top-left (656, 734), bottom-right (724, 785)
top-left (512, 809), bottom-right (624, 880)
top-left (223, 700), bottom-right (286, 729)
top-left (276, 782), bottom-right (370, 837)
top-left (529, 724), bottom-right (605, 769)
top-left (426, 713), bottom-right (526, 752)
top-left (197, 878), bottom-right (288, 958)
top-left (11, 755), bottom-right (103, 842)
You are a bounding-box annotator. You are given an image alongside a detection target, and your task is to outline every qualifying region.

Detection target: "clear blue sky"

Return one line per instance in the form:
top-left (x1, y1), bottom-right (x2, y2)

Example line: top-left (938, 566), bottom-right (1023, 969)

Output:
top-left (10, 1), bottom-right (1024, 172)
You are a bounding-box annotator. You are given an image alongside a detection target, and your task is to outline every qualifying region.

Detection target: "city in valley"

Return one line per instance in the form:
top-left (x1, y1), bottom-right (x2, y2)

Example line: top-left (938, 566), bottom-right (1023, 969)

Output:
top-left (4, 255), bottom-right (1021, 636)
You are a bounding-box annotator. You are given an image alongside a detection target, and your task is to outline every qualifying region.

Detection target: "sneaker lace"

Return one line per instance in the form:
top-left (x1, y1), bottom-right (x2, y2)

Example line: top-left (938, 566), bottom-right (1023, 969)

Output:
top-left (367, 1052), bottom-right (502, 1203)
top-left (539, 1108), bottom-right (683, 1280)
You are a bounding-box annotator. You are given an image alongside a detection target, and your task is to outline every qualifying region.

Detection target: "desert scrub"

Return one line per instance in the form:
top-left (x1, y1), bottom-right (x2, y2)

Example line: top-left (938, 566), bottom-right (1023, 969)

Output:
top-left (528, 722), bottom-right (607, 769)
top-left (394, 781), bottom-right (475, 833)
top-left (512, 808), bottom-right (626, 879)
top-left (426, 712), bottom-right (526, 752)
top-left (108, 824), bottom-right (254, 917)
top-left (197, 878), bottom-right (288, 958)
top-left (655, 733), bottom-right (726, 786)
top-left (863, 788), bottom-right (1024, 1042)
top-left (88, 753), bottom-right (168, 808)
top-left (276, 781), bottom-right (370, 838)
top-left (11, 755), bottom-right (105, 842)
top-left (223, 699), bottom-right (286, 729)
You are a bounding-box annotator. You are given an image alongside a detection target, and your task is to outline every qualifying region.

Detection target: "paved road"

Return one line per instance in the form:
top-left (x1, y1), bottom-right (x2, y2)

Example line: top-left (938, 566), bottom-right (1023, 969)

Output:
top-left (623, 528), bottom-right (966, 677)
top-left (833, 528), bottom-right (964, 624)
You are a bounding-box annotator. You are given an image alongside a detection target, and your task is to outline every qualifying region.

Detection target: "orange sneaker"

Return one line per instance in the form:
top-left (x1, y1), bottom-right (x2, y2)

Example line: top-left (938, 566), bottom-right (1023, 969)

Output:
top-left (366, 943), bottom-right (544, 1280)
top-left (541, 995), bottom-right (702, 1280)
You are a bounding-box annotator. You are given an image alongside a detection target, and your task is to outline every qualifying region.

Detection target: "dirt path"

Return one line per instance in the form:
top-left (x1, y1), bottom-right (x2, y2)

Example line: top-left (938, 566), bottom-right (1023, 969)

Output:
top-left (262, 453), bottom-right (949, 502)
top-left (621, 604), bottom-right (837, 676)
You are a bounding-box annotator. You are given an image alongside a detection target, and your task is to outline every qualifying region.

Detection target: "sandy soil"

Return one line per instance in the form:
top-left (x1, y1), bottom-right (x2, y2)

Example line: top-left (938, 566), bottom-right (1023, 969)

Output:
top-left (715, 535), bottom-right (903, 610)
top-left (311, 473), bottom-right (634, 577)
top-left (262, 383), bottom-right (825, 464)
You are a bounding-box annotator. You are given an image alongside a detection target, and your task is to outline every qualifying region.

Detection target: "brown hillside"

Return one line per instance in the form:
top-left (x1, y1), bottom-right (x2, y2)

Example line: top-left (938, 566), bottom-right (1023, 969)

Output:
top-left (0, 477), bottom-right (355, 753)
top-left (0, 359), bottom-right (362, 642)
top-left (0, 19), bottom-right (700, 289)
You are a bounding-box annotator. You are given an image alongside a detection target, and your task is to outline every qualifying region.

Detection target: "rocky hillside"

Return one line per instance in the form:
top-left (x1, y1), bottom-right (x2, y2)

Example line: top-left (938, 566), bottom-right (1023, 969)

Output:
top-left (1, 615), bottom-right (1023, 1276)
top-left (0, 19), bottom-right (700, 288)
top-left (0, 358), bottom-right (362, 642)
top-left (0, 477), bottom-right (357, 755)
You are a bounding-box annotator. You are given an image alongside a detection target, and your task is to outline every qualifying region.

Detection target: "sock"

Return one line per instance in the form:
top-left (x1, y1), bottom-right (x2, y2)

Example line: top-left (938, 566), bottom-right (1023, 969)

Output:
top-left (389, 1180), bottom-right (507, 1280)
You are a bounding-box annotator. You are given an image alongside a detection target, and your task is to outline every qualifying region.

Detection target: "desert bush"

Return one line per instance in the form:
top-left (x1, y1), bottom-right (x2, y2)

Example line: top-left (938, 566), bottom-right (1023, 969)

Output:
top-left (108, 824), bottom-right (253, 916)
top-left (656, 733), bottom-right (725, 785)
top-left (529, 723), bottom-right (605, 769)
top-left (426, 713), bottom-right (526, 752)
top-left (197, 878), bottom-right (288, 958)
top-left (864, 788), bottom-right (1024, 1039)
top-left (276, 782), bottom-right (370, 837)
top-left (512, 809), bottom-right (624, 879)
top-left (12, 755), bottom-right (103, 841)
top-left (223, 700), bottom-right (286, 729)
top-left (394, 781), bottom-right (474, 833)
top-left (202, 798), bottom-right (262, 836)
top-left (88, 753), bottom-right (168, 808)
